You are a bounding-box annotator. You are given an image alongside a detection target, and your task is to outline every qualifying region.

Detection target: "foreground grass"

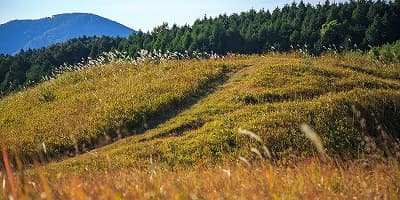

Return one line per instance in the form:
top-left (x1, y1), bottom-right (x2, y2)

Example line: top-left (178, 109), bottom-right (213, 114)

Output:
top-left (3, 157), bottom-right (400, 199)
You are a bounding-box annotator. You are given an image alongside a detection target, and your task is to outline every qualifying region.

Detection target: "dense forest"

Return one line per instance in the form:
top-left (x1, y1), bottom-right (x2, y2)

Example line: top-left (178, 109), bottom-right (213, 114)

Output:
top-left (1, 0), bottom-right (399, 96)
top-left (120, 0), bottom-right (400, 55)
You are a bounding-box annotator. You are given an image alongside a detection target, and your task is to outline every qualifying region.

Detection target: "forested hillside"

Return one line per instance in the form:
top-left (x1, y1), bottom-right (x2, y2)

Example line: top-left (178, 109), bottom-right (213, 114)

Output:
top-left (120, 0), bottom-right (400, 55)
top-left (1, 0), bottom-right (399, 96)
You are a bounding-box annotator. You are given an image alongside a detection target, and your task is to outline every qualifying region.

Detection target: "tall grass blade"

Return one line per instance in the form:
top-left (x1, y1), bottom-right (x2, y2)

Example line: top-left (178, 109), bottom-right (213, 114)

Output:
top-left (300, 123), bottom-right (327, 161)
top-left (1, 140), bottom-right (18, 199)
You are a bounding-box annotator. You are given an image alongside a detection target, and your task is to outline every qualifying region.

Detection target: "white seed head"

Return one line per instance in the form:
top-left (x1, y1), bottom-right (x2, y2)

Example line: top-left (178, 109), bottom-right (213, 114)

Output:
top-left (239, 128), bottom-right (262, 142)
top-left (42, 142), bottom-right (47, 154)
top-left (300, 123), bottom-right (326, 159)
top-left (239, 156), bottom-right (251, 166)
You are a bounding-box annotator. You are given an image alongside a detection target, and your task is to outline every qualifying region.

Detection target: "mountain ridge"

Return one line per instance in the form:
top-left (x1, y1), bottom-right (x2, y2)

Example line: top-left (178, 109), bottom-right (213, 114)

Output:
top-left (0, 13), bottom-right (134, 54)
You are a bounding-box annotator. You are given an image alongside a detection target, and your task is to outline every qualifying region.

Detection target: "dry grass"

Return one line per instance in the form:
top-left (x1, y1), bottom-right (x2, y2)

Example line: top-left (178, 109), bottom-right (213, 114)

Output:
top-left (1, 52), bottom-right (400, 199)
top-left (3, 157), bottom-right (400, 199)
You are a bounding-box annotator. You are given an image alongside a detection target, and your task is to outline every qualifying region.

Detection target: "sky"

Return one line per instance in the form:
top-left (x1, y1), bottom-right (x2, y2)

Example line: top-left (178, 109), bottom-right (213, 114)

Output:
top-left (0, 0), bottom-right (348, 32)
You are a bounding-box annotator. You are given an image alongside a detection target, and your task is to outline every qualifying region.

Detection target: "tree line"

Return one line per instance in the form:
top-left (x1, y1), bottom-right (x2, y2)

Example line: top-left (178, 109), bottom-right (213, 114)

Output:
top-left (120, 0), bottom-right (399, 55)
top-left (1, 0), bottom-right (399, 96)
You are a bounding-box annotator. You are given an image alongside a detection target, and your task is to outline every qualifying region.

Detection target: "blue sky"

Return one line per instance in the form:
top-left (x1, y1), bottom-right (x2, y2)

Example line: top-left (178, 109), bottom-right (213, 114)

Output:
top-left (0, 0), bottom-right (348, 31)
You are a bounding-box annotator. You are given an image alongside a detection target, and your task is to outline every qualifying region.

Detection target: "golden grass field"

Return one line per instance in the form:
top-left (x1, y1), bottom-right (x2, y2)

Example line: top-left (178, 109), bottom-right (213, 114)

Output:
top-left (1, 53), bottom-right (400, 199)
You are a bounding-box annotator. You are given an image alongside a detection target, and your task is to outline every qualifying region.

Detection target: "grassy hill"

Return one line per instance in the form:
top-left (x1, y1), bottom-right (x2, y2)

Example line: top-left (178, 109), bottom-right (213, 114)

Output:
top-left (1, 53), bottom-right (400, 198)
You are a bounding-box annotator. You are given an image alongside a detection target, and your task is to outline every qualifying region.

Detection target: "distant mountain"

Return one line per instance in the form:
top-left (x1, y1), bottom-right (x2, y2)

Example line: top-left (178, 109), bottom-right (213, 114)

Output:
top-left (0, 13), bottom-right (134, 54)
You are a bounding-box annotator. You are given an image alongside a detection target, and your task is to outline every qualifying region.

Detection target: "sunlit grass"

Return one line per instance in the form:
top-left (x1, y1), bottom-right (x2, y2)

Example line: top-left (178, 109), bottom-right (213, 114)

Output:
top-left (4, 157), bottom-right (399, 199)
top-left (18, 53), bottom-right (396, 178)
top-left (0, 58), bottom-right (239, 157)
top-left (1, 52), bottom-right (400, 199)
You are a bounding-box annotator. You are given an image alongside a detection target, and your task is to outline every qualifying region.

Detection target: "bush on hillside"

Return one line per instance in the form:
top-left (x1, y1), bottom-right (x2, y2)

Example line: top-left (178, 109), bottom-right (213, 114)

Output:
top-left (369, 40), bottom-right (400, 64)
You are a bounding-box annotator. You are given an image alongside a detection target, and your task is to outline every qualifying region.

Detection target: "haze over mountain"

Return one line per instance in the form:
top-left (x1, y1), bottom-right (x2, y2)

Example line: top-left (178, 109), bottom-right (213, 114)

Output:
top-left (0, 13), bottom-right (134, 55)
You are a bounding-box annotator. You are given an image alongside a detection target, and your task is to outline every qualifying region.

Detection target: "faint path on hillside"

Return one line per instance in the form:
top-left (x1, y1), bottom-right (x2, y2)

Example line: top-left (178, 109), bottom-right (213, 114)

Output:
top-left (31, 63), bottom-right (255, 166)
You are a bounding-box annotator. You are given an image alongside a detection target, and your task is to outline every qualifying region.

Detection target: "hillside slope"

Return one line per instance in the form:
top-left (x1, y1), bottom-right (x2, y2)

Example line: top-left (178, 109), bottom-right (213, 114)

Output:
top-left (49, 54), bottom-right (400, 173)
top-left (0, 53), bottom-right (399, 172)
top-left (0, 58), bottom-right (233, 158)
top-left (1, 53), bottom-right (400, 199)
top-left (0, 13), bottom-right (133, 54)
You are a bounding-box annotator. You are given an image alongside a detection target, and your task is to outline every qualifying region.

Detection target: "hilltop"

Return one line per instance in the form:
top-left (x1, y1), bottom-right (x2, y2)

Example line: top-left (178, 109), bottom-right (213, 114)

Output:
top-left (0, 13), bottom-right (134, 54)
top-left (1, 0), bottom-right (399, 97)
top-left (1, 52), bottom-right (399, 163)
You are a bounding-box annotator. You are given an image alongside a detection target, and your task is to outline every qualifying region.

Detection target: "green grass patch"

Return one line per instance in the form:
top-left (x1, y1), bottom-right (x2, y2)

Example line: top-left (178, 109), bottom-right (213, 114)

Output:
top-left (0, 59), bottom-right (242, 157)
top-left (29, 53), bottom-right (400, 174)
